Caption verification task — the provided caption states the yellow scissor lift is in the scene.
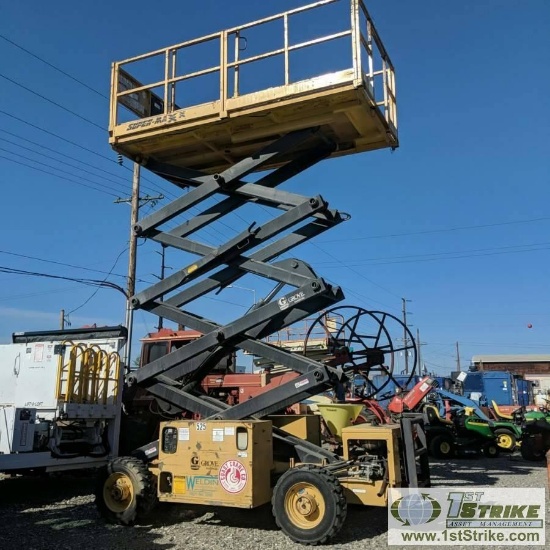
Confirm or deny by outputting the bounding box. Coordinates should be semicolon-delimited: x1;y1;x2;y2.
98;1;429;545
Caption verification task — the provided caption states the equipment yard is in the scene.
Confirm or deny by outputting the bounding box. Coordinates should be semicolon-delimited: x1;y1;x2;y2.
1;1;548;548
1;455;548;550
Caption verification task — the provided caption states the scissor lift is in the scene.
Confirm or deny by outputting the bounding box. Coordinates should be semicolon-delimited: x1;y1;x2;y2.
109;0;412;456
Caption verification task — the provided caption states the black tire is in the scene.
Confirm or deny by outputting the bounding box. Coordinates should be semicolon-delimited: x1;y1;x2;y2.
95;457;157;525
520;437;545;461
482;442;500;458
272;464;347;545
429;433;455;458
494;429;517;451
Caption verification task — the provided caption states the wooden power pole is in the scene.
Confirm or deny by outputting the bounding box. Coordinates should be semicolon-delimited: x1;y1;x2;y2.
123;162;141;369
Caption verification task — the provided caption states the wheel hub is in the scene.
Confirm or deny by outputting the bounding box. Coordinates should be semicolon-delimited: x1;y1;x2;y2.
104;473;134;512
285;482;325;529
296;494;318;516
111;478;131;502
497;434;513;448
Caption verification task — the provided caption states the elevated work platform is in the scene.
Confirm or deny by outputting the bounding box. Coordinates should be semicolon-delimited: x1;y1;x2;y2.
109;0;397;174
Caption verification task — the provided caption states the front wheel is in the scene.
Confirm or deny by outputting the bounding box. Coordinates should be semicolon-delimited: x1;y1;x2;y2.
429;433;455;459
272;464;347;545
95;457;157;525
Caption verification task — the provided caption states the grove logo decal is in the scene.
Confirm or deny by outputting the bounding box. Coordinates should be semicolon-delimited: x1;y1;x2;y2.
278;296;289;310
277;291;306;311
391;493;442;526
219;460;248;493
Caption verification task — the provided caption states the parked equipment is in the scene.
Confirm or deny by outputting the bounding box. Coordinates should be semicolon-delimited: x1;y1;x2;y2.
424;388;522;451
423;406;500;459
520;418;550;461
0;326;126;474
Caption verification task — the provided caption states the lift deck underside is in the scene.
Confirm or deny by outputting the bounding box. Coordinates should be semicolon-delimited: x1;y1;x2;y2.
109;0;397;174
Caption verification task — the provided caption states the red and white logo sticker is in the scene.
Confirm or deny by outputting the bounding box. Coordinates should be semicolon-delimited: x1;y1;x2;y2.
219;460;248;493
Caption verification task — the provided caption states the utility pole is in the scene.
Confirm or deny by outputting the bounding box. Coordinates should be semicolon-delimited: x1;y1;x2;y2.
115;173;163;369
417;327;423;374
123;162;141;370
155;245;167;330
402;297;411;374
456;341;461;371
60;309;65;330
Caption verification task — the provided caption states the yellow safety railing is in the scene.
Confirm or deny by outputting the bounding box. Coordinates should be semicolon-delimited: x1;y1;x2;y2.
56;342;121;405
109;0;397;133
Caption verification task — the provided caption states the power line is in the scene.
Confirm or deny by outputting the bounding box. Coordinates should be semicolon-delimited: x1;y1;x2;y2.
309;241;402;300
0;285;83;303
320;216;550;243
0;34;177;200
0;249;152;284
314;241;550;267
0;130;133;185
66;247;128;317
0;108;116;162
0;109;177;200
0;265;127;297
0;126;178;199
0;138;133;194
0;146;127;196
0;33;108;100
252;201;401;306
0;71;105;130
0;153;119;197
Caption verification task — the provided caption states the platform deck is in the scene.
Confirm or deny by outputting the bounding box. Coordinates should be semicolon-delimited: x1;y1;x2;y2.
109;0;397;174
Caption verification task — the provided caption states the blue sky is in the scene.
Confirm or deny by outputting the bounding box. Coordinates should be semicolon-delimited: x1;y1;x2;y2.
0;0;549;375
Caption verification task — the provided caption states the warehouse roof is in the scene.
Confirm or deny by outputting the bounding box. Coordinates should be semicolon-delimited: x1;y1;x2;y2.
472;355;550;363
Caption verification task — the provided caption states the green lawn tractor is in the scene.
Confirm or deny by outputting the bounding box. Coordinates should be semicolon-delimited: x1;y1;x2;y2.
423;405;500;459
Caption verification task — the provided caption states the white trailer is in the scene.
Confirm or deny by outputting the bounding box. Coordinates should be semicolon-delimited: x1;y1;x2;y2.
0;326;126;473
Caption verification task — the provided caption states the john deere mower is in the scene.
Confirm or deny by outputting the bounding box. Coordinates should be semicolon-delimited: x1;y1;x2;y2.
423;405;500;459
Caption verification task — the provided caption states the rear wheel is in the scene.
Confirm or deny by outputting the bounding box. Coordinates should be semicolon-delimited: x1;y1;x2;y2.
520;437;545;461
272;464;347;545
429;433;455;458
482;442;500;458
495;429;517;451
95;457;157;525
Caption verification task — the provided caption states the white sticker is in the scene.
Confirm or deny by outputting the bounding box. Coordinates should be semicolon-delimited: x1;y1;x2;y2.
237;451;248;458
419;382;429;392
212;428;224;442
178;427;190;441
145;447;156;456
196;422;206;431
224;427;235;436
352;488;366;494
34;344;44;362
295;378;310;389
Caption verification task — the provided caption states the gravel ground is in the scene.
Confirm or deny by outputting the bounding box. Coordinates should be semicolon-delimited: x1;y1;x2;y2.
0;454;548;550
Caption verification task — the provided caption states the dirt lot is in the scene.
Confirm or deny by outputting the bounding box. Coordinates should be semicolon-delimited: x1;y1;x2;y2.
0;454;548;550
